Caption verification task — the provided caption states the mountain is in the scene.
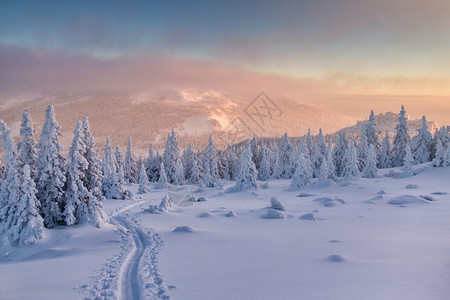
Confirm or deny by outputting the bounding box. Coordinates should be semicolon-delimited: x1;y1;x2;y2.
0;90;355;155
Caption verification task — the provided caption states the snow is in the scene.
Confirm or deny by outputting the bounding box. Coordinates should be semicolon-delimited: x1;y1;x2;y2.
2;166;450;299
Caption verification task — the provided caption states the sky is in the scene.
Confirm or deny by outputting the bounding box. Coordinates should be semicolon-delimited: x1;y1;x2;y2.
1;0;450;98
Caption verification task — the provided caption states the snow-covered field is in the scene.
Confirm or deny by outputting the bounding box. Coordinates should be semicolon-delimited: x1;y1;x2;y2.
2;165;450;300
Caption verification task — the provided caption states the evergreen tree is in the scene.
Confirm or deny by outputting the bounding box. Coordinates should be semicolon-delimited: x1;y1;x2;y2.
123;137;138;184
81;117;104;203
189;156;202;184
102;137;125;199
202;135;220;187
326;142;337;181
163;129;184;185
363;144;378;178
144;143;154;179
35;105;66;228
392;105;411;167
317;154;331;182
412;116;432;164
430;128;440;160
258;147;272;181
358;127;368;171
291;143;313;188
17;109;37;176
378;132;392;169
154;161;168;189
401;145;414;177
365;110;379;148
442;145;450;167
333;131;349;177
114;145;123;170
138;163;149;194
182;144;194;180
342;139;360;179
276;133;296;179
0;121;44;245
233;140;258;191
432;138;445;167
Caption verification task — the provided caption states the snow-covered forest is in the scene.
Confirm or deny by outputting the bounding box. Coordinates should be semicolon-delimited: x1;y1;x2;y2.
0;104;447;245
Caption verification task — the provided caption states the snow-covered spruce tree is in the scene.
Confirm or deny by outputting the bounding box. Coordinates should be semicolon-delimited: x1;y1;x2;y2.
102;137;125;199
123;137;138;184
365;110;380;148
0;159;4;182
138;163;149;194
233;140;258;191
432;138;445;167
17;109;37;176
218;150;230;180
224;146;237;181
438;126;450;148
378;132;391;169
311;143;325;178
442;145;450;167
317;154;330;182
188;156;202;184
391;105;411;167
333;130;349;177
305;129;313;156
401;145;414;177
0;121;44;245
258;147;272;181
291;142;313;188
363;144;378;178
154;161;168;189
276;133;296;179
163;129;184;185
202;135;220;187
326;141;337;181
315;128;327;156
35;105;66;228
342;139;360;179
144;143;154;179
358;127;368;172
182;144;194;180
81;117;105;202
114;145;123;170
412;116;432;164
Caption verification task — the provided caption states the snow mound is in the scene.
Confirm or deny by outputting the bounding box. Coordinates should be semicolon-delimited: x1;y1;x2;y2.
296;193;316;198
406;184;418;189
225;211;236;217
198;196;208;202
418;195;435;201
187;196;197;202
260;182;269;189
313;197;345;207
327;254;346;262
431;191;447;195
329;240;341;243
271;197;287;211
299;213;316;221
144;205;161;214
262;209;285;219
388;195;429;206
198;212;212;218
377;190;387;194
172;226;196;233
159;196;174;212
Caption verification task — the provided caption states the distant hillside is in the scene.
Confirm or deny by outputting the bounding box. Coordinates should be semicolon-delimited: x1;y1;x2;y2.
0;90;355;155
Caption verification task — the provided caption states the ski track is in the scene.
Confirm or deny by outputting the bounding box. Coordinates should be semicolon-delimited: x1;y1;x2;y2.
82;201;169;300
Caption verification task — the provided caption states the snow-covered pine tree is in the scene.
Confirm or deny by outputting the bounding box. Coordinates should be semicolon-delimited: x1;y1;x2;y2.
311;143;325;178
258;147;272;181
202;135;220;187
291;142;313;188
401;145;414;177
363;144;378;178
333;130;349;177
218;150;230;180
123;137;138;184
0;121;44;245
0;159;4;182
63;121;89;226
317;154;331;182
233;140;258;191
81;117;104;202
378;132;391;169
277;133;296;179
35;105;66;228
305;129;313;156
412;116;432;164
326;141;337;181
138;163;149;194
442;145;450;167
188;156;202;183
365;110;380;148
358;127;368;171
17;109;37;176
315;128;326;156
392;105;411;167
144;143;154;179
432;138;444;167
154;161;168;189
114;145;123;170
342;139;360;179
225;146;237;180
102;137;125;199
182;144;194;180
163;129;184;185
